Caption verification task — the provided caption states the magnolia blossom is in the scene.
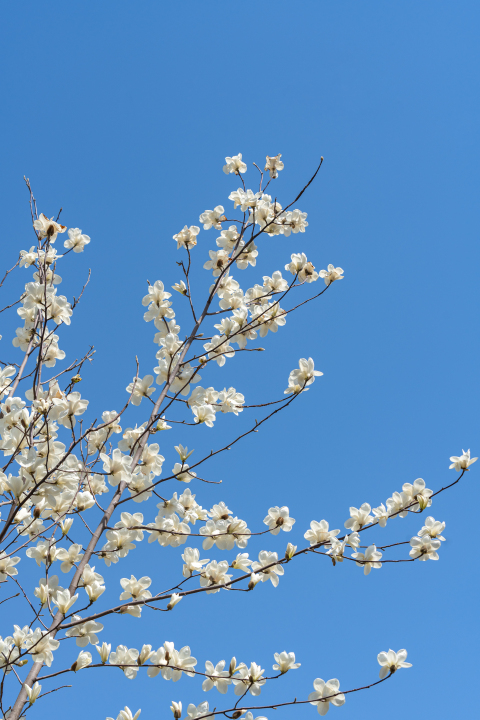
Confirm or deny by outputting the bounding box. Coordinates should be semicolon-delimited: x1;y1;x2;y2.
251;550;284;587
409;535;441;560
449;449;477;471
285;358;323;394
304;520;340;545
344;503;373;531
64;228;90;253
232;662;265;696
187;702;210;719
263;506;295;534
24;682;42;706
377;649;412;678
0;553;21;582
265;154;284;178
273;651;300;673
173;225;200;250
202;660;232;693
65;617;104;647
126;375;156;405
352;545;383;575
200;205;225;230
106;708;141;720
309;678;345;716
223;153;247;175
319;265;344;285
33;213;66;241
418;516;446;540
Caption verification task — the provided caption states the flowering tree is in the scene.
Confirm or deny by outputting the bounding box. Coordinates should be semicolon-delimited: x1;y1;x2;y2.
0;155;476;720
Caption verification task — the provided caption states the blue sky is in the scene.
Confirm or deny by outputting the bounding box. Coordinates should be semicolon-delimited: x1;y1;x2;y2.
1;1;479;719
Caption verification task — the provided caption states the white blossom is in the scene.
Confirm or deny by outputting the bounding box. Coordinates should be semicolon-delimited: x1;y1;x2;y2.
377;649;412;678
223;154;247;175
308;678;345;715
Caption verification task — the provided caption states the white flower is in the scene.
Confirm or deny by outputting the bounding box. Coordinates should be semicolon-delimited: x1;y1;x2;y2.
109;645;140;679
167;593;182;610
126;375;156;405
172;281;187;295
204;249;230;276
65;617;104;647
377;649;412;678
199;560;232;593
170;701;182;719
53;589;78;614
202;660;231;693
251;550;284;587
265;154;284;178
352;545;383;575
96;642;111;664
187;701;209;719
173;225;200;250
344;503;373;531
33;213;66;241
409;536;441;560
0;366;16;397
106;707;141;720
223;153;247;175
308;678;345;715
372;504;389;528
0;553;21;581
418;516;446;540
182;547;209;578
304;520;340;545
263;506;295;534
319;265;344;285
120;575;152;601
200;206;225;230
56;544;83;572
231;552;252;572
100;449;132;486
148;642;197;681
193;404;216;427
50;391;88;428
449;449;477;471
285;358;323;394
273;651;300;673
25;629;60;666
64;228;90;253
232;662;265;696
24;682;42;705
71;650;92;671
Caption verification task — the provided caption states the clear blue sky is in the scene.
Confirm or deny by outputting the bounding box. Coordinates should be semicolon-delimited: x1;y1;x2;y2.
1;1;479;719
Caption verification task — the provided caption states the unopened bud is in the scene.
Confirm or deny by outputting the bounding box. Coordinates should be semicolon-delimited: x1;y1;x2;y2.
167;593;182;610
71;374;82;384
285;542;297;561
232;712;243;719
417;494;429;511
60;518;73;536
170;701;182;719
229;657;237;675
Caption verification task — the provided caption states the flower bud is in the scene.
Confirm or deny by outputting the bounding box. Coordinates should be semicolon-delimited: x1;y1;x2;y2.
71;651;92;672
96;642;111;664
24;682;41;705
232;712;243;719
60;518;73;536
167;593;182;610
417;494;429;511
170;701;182;719
248;572;261;590
285;543;297;561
